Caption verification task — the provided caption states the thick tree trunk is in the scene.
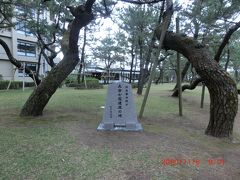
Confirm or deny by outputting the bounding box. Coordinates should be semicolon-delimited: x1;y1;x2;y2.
20;1;95;116
160;32;238;137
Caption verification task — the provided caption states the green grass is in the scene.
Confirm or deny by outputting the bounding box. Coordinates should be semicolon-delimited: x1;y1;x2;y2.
135;84;179;117
0;88;111;179
0;84;239;179
0;126;112;179
0;85;181;179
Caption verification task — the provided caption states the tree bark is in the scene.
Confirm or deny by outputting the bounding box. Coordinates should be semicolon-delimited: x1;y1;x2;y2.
160;31;238;138
20;1;95;116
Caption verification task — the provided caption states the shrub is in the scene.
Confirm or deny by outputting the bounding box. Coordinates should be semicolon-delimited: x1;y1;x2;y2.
65;74;77;84
25;82;36;87
0;80;35;90
0;80;21;90
131;83;138;89
66;77;103;89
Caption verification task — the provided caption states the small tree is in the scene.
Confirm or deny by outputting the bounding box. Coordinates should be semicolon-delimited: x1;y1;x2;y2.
118;5;158;94
93;32;125;83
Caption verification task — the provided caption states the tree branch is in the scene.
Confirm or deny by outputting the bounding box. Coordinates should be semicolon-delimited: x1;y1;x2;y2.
0;39;41;85
172;21;240;96
214;21;240;62
85;0;96;13
172;78;203;97
0;8;13;27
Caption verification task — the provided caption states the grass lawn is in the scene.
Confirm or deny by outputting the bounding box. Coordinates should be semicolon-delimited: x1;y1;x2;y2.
0;84;239;179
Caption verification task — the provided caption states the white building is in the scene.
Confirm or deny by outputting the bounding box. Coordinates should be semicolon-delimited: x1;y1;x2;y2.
0;5;53;82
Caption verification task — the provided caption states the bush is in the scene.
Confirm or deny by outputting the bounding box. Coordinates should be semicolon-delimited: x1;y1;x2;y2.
25;82;36;87
65;74;77;84
0;80;35;90
0;80;21;90
66;78;103;89
131;83;138;89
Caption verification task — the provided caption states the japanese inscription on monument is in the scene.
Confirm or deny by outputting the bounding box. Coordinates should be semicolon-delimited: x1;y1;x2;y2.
97;82;143;131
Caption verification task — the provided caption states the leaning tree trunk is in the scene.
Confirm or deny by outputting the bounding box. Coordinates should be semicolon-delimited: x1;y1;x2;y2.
20;1;95;116
159;31;238;138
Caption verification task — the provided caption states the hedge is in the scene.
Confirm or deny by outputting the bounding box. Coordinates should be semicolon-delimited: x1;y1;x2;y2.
65;74;78;84
0;80;35;90
66;78;103;89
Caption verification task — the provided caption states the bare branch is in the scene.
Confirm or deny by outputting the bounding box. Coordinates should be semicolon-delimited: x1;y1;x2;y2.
172;78;203;97
0;38;41;85
0;7;14;28
214;21;240;62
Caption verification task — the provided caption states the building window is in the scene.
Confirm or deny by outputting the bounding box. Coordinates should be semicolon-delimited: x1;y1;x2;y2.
18;63;37;77
16;19;33;36
15;5;36;36
17;40;36;57
15;5;36;19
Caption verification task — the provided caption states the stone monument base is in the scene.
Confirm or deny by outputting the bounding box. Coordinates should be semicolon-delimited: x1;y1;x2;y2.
97;122;143;131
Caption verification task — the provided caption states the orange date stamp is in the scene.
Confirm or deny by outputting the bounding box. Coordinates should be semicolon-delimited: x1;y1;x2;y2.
162;158;224;167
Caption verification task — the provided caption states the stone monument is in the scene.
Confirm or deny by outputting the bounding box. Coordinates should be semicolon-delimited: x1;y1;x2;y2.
97;82;143;131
